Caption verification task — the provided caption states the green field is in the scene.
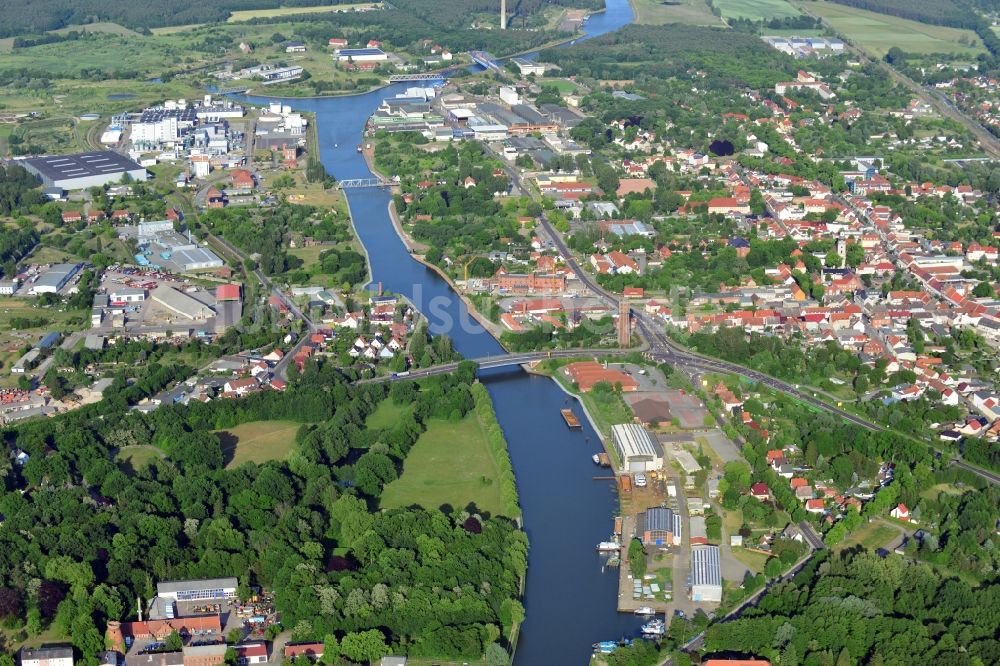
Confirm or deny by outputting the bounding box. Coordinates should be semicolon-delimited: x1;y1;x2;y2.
366;398;413;430
836;520;901;552
804;1;985;56
49;22;142;37
380;413;507;517
116;445;164;473
226;3;379;22
731;547;770;573
215;420;301;468
632;0;724;25
713;0;800;20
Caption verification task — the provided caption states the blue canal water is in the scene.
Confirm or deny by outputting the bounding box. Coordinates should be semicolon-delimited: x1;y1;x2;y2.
242;1;637;661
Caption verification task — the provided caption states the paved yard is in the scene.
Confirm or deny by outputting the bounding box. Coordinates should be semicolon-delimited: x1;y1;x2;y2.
700;429;742;463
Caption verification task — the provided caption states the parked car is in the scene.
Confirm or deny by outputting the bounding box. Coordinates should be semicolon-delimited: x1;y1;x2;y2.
635;473;647;487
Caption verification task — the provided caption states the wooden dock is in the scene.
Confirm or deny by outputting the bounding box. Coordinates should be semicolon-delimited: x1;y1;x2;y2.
560;408;582;429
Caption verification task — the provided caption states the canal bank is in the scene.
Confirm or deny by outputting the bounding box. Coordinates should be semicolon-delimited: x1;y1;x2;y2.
238;1;638;661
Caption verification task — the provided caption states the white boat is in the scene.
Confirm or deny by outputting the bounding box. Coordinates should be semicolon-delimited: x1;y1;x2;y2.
633;606;655;616
592;454;601;464
596;541;621;552
641;619;665;636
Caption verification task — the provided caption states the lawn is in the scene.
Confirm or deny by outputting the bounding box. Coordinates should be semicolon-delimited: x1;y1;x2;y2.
214;420;301;468
803;1;985;57
116;445;164;473
380;412;507;517
366;399;413;430
836;520;901;552
28;245;80;264
920;482;966;500
632;0;725;26
713;0;800;20
731;547;770;573
226;3;380;22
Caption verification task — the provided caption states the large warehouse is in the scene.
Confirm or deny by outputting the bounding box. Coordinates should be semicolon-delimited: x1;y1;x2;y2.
637;507;681;546
611;423;663;472
690;544;723;602
28;263;80;295
156;577;238;601
21;151;148;190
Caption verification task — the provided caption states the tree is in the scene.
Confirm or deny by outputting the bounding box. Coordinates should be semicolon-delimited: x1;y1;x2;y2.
320;635;340;664
973;281;993;298
498;598;524;639
340;630;387;663
485;643;510;666
764;556;783;579
166;631;183;652
628;538;647;579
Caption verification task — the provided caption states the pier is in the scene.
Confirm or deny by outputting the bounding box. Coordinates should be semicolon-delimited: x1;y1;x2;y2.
561;408;582;429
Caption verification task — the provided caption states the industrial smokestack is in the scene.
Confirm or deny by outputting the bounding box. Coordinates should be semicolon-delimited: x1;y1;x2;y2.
500;0;507;30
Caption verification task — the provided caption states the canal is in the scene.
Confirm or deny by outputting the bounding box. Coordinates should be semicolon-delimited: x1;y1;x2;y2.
244;0;637;661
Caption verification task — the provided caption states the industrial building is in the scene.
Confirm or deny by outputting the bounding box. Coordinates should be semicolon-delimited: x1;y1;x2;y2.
511;57;546;76
29;263;80;295
110;287;146;303
637;507;681;546
156;577;238;601
334;47;388;62
151;286;215;320
690;544;723;602
611;423;663;472
21;151;147;190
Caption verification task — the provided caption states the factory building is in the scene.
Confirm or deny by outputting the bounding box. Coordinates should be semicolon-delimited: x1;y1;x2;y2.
611;423;663;472
151;286;215;320
637;507;682;546
156;577;238;602
690;544;723;602
29;263;80;295
334;47;388;62
21;151;147;190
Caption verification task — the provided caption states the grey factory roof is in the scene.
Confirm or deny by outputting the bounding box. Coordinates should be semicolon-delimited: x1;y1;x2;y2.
156;577;238;595
690;544;722;587
138;108;198;123
33;263;79;290
21;151;144;182
151;286;215;320
640;507;674;534
611;424;660;460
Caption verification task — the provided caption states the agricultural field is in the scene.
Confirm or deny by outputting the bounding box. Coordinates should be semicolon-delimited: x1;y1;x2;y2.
0;34;196;78
380;412;507;517
214;420;302;468
712;0;801;21
48;22;143;37
803;1;985;56
226;3;380;22
631;0;725;26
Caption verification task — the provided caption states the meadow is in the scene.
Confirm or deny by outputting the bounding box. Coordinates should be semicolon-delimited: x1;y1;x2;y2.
380;413;507;517
631;0;725;26
226;3;379;22
214;420;302;468
803;1;985;56
712;0;801;21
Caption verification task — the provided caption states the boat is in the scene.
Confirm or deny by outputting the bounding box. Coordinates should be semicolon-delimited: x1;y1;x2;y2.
592;639;632;654
641;619;665;636
561;408;581;429
356;144;362;153
633;606;655;616
596;540;621;552
592;453;601;464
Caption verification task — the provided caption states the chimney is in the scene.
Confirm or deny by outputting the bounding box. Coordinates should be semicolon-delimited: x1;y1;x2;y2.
137;596;143;622
500;0;507;29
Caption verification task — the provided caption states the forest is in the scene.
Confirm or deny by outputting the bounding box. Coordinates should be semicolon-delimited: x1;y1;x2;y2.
704;550;1000;664
540;24;794;89
828;0;976;29
0;358;525;664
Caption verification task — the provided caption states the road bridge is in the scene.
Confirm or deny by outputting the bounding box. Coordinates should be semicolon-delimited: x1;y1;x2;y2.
338;177;394;189
357;348;634;383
